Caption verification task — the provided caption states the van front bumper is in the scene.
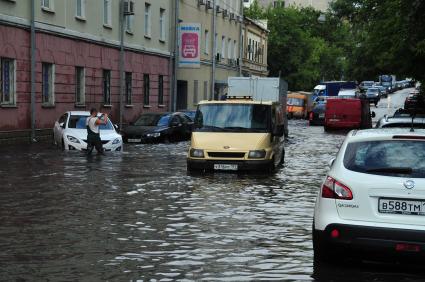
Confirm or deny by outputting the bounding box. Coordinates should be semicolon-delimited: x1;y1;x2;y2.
187;159;274;172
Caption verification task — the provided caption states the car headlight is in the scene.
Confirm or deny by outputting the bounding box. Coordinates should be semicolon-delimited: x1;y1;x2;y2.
190;149;204;158
248;150;266;159
146;132;161;138
112;138;121;145
67;135;80;144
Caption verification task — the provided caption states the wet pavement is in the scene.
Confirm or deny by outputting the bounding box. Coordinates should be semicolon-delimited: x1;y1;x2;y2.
1;89;424;281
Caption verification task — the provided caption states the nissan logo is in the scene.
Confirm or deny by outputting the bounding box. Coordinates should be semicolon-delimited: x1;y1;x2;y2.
404;180;415;189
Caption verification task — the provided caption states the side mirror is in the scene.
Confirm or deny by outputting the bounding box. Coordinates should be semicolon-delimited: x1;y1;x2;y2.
114;124;119;130
273;125;285;137
328;158;335;167
371;111;376;118
59;122;65;129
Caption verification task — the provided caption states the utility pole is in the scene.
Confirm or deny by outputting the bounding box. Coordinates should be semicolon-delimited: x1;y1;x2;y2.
239;0;243;77
30;0;36;142
172;0;179;112
211;0;217;100
118;0;125;130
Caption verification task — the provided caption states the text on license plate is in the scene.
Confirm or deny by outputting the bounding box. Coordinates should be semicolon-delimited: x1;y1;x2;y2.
128;138;141;143
214;164;238;171
379;198;425;215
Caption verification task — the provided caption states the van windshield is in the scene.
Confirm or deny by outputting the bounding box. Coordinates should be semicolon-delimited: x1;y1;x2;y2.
287;98;305;106
194;104;271;133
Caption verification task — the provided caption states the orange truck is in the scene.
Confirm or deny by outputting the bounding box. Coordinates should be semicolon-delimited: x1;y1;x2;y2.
287;92;314;119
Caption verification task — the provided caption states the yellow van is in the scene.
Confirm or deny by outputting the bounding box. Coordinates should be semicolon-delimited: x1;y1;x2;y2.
187;99;285;173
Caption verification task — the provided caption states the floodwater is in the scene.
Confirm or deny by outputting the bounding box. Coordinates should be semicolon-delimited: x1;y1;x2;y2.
1;119;424;281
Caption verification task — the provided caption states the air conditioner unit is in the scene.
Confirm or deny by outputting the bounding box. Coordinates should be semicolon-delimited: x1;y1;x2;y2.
206;0;213;9
230;13;235;21
123;0;135;15
216;5;222;13
223;9;228;18
198;0;206;6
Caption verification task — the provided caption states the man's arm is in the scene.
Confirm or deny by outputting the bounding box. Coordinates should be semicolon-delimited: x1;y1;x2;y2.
95;114;108;125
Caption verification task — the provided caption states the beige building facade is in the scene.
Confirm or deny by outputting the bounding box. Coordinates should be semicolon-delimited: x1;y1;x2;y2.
241;18;269;77
175;0;243;110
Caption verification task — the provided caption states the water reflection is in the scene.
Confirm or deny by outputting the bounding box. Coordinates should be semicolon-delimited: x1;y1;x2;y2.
0;120;423;281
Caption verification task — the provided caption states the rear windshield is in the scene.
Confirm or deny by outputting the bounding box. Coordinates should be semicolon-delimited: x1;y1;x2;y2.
344;140;425;178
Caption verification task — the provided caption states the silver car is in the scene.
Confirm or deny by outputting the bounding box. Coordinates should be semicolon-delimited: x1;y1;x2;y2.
376;114;425;129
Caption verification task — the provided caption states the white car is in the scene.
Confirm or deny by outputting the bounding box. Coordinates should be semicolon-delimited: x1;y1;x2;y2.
313;129;425;262
53;111;123;151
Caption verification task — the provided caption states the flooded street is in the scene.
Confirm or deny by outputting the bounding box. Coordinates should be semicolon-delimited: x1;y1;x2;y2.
1;91;425;281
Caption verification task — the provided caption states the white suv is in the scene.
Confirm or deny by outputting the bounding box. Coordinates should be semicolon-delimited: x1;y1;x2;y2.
313;129;425;262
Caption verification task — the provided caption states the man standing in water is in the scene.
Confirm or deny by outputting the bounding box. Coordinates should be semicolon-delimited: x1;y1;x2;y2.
86;108;108;155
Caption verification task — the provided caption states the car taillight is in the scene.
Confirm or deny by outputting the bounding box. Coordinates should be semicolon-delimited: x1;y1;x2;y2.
322;176;353;200
309;112;314;121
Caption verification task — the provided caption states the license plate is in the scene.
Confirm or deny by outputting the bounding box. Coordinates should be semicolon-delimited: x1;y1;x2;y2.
319;113;325;118
379;198;425;216
214;164;238;171
128;138;141;143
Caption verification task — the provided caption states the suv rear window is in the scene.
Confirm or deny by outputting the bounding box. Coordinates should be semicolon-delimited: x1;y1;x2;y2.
344;140;425;178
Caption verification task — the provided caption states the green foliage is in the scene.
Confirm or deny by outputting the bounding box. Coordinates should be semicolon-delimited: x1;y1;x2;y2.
244;0;265;19
264;5;351;90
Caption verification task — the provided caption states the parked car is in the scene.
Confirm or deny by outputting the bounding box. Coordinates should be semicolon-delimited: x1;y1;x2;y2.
376;114;425;129
324;98;374;131
309;103;326;126
122;112;193;143
359;81;374;92
365;87;381;106
313;129;425;262
53;111;123;151
180;110;197;121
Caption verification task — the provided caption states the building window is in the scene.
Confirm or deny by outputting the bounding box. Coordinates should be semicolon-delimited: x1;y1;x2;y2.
0;58;16;106
41;0;53;10
234;40;237;60
221;36;226;59
125;72;132;105
103;69;111;105
76;0;85;18
126;15;134;33
75;67;85;105
158;75;164;105
203;81;208;100
193;80;198;104
228;38;232;62
159;8;166;41
42;63;54;106
204;30;209;55
103;0;111;26
144;3;151;37
143;74;150;105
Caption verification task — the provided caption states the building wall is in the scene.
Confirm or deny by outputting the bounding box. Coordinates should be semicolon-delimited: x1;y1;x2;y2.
177;0;243;109
242;18;268;77
0;0;172;135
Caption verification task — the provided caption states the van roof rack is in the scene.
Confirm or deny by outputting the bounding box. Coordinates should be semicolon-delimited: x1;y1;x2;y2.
226;96;253;100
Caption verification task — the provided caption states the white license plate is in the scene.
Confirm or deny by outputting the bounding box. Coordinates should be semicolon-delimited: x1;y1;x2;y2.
319;113;325;118
214;164;238;171
128;138;141;143
379;198;425;215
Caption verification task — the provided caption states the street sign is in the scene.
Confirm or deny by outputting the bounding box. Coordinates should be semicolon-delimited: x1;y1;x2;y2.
179;23;201;69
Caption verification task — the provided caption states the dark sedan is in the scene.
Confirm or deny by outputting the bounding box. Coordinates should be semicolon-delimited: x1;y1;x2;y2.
122;112;193;143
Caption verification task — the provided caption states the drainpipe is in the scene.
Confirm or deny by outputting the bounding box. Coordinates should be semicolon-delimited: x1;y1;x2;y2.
172;0;179;112
211;0;216;100
30;0;36;142
239;0;243;77
118;0;125;130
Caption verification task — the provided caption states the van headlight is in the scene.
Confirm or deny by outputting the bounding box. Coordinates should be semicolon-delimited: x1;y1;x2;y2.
190;149;204;158
248;150;266;159
67;135;80;144
112;138;121;145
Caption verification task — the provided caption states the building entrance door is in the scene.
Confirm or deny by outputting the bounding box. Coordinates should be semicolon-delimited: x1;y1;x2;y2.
177;80;188;110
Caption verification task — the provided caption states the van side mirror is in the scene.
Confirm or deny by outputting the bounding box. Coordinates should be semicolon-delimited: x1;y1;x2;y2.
371;111;376;118
273;125;285;137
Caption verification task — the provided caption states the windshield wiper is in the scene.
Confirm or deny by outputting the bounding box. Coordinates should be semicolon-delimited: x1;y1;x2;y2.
366;167;413;174
196;125;226;132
